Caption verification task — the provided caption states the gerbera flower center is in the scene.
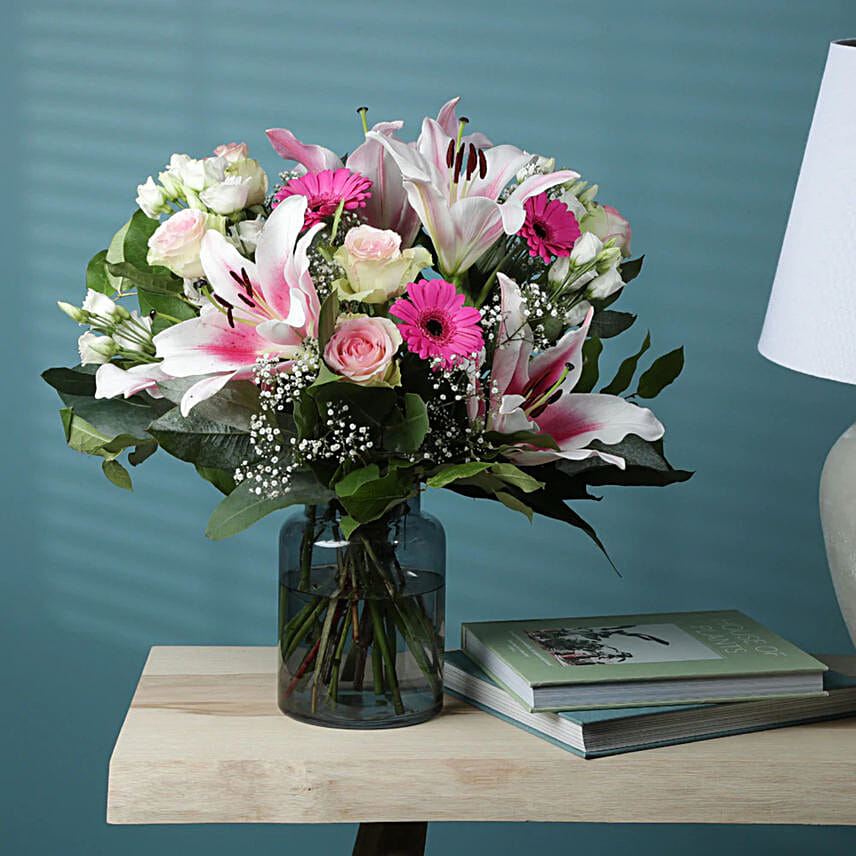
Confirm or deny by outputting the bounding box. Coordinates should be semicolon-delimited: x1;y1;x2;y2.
425;317;445;338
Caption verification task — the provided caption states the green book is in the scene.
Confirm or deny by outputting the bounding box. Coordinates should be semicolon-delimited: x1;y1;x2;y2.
444;650;856;758
460;609;827;711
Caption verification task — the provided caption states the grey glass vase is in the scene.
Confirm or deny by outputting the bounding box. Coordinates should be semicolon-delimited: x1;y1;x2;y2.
278;496;445;728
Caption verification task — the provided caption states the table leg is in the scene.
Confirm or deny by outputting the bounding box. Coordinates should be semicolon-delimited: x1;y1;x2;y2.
352;821;428;856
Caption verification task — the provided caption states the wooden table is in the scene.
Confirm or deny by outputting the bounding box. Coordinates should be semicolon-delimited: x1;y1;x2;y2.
107;647;856;854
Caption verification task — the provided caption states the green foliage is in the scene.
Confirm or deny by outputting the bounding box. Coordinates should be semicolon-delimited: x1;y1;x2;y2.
637;347;685;399
589;310;636;340
618;255;644;284
600;332;651;396
128;440;157;466
337;465;417;524
147;407;256;470
382;393;429;453
86;250;114;296
575;336;603;393
484;429;559;451
102;459;133;490
42;365;96;397
156;378;259;430
195;465;236;496
206;474;334;540
426;461;492;489
317;291;340;352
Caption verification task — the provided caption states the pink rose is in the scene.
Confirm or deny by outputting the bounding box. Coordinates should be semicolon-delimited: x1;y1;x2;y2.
344;224;401;261
323;314;402;386
601;205;632;257
147;209;213;279
213;141;250;163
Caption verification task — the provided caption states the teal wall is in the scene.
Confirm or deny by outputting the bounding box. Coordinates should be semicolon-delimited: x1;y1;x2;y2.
3;0;856;852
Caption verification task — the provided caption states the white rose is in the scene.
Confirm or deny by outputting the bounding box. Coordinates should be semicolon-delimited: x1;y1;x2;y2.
147;209;212;278
136;176;169;219
213;142;250;163
177;155;225;192
334;226;431;304
200;176;252;214
78;331;115;365
158;153;191;197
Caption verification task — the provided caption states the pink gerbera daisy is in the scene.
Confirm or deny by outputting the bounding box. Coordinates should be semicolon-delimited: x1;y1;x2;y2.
390;279;484;370
272;167;373;230
518;192;580;264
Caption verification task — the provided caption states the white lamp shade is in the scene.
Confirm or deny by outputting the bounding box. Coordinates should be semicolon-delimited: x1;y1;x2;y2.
759;40;856;384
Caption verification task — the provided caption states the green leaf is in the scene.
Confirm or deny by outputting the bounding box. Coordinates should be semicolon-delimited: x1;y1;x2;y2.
338;467;416;524
195;465;236;496
107;261;182;294
589;310;636;339
600;331;651;396
309;382;396;429
155;378;258;430
484;429;559;451
427;461;492;489
147;407;255;469
488;463;544;494
317;291;340;352
42;365;97;397
57;391;161;441
106;218;133;292
86;250;114;296
102;459;133;490
60;408;138;460
619;255;644;284
339;515;360;540
637;347;685;399
122;210;161;270
494;490;533;521
205;472;334;540
556;435;693;488
575;336;603;393
335;464;381;497
383;393;429;453
128;440;157;466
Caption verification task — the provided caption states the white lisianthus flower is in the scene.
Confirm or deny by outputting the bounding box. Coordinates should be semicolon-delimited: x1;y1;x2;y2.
113;312;153;353
82;289;121;320
158;153;192;197
334;225;432;304
569;231;603;265
233;216;265;252
147;209;221;279
564;300;593;326
78;331;116;365
136;176;170;219
199;175;252;215
226;157;268;207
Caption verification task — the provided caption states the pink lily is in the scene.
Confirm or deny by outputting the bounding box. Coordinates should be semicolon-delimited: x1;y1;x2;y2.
366;105;579;279
267;120;421;246
152;195;323;415
94;362;169;400
482;273;663;467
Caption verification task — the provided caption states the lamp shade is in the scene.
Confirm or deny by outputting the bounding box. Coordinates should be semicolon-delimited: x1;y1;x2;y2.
759;40;856;384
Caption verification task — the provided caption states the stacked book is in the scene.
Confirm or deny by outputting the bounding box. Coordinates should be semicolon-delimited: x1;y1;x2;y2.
444;609;856;758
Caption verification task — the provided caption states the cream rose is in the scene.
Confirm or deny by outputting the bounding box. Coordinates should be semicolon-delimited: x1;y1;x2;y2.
213;141;250;163
334;225;432;304
323;314;402;386
147;209;213;278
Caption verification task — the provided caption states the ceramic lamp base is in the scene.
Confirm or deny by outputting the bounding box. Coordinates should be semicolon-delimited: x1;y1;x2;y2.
820;421;856;646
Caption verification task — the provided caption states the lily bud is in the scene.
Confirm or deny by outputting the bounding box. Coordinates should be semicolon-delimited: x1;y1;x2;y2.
58;301;89;323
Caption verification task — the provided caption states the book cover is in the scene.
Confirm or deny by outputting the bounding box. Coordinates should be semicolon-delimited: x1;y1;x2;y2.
444;650;856;759
461;609;827;687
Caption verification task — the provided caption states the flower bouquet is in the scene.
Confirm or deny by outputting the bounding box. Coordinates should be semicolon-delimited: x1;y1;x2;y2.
43;97;689;727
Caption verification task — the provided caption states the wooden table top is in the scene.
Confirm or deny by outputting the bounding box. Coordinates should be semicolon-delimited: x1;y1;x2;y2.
106;646;856;826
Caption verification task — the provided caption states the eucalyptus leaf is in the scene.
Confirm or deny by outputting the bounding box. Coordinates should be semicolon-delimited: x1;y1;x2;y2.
57;391;161;440
600;331;651;396
147;407;255;469
102;459;133;490
205;473;334;540
60;408;139;460
637;347;685;399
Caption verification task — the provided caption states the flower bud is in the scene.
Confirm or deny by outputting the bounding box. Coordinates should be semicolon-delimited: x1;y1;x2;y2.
547;256;570;286
82;289;120;319
58;301;89;323
78;332;117;364
596;246;622;273
135;176;170;219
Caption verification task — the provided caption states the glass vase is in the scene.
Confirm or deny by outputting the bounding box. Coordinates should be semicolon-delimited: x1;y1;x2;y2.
277;495;445;728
